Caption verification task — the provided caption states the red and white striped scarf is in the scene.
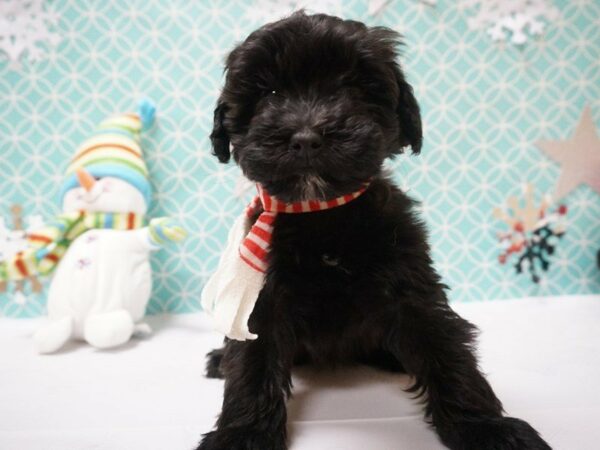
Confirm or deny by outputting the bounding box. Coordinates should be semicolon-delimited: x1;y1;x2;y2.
240;184;369;273
201;182;369;341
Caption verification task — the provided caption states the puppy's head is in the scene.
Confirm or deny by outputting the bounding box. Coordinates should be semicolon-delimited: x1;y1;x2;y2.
211;12;422;201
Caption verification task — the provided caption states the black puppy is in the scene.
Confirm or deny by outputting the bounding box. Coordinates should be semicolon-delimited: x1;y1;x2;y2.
198;12;551;450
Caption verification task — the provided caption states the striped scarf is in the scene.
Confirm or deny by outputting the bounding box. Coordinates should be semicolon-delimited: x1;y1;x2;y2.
0;211;145;283
201;183;369;341
240;184;369;272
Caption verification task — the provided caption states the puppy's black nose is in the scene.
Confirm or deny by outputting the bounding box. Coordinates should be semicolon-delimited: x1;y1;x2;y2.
290;129;322;153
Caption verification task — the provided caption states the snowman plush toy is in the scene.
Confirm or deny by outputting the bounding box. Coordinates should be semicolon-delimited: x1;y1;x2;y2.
0;100;185;353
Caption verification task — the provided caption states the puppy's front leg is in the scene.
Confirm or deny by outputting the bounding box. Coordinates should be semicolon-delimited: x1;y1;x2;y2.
385;289;551;450
197;301;293;450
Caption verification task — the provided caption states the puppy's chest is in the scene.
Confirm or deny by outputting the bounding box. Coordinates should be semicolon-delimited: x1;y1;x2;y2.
269;209;381;279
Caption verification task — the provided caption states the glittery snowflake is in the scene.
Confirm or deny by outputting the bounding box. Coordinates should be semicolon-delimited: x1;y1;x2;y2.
246;0;343;24
0;0;62;67
494;184;567;283
0;219;24;263
462;0;560;45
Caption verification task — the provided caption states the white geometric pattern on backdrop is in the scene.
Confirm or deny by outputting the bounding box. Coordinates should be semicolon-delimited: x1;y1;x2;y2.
248;0;343;23
0;0;599;317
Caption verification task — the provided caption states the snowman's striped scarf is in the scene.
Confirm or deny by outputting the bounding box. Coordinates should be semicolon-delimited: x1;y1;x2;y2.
240;184;369;272
0;211;145;283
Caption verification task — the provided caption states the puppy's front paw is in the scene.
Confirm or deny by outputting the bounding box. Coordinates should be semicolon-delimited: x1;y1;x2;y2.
441;417;551;450
205;348;225;379
196;427;287;450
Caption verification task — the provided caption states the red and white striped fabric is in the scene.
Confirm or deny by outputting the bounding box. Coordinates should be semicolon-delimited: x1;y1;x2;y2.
201;182;369;341
239;184;369;273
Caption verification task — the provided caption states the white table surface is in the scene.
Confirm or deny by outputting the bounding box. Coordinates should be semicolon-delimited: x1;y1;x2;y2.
1;295;599;450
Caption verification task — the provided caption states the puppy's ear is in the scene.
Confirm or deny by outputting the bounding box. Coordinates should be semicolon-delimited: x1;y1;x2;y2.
394;66;422;154
210;100;231;163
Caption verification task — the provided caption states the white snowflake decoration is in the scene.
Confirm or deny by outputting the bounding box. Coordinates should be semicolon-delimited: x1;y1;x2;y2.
25;214;45;231
462;0;560;45
0;0;61;67
0;213;44;260
0;217;27;304
0;210;44;304
246;0;343;24
0;218;26;263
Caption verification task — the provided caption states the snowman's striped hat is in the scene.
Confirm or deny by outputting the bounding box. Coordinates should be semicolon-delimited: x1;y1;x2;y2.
59;99;156;206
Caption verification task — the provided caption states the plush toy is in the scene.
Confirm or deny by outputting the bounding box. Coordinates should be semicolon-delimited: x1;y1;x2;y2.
0;100;185;353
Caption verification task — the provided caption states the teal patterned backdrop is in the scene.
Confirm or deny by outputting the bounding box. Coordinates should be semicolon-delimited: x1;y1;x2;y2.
1;0;599;317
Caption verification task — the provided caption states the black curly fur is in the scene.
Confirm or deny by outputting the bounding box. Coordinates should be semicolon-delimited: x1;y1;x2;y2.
197;11;551;450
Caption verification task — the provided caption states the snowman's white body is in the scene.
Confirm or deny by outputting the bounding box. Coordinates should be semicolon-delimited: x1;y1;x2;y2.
47;228;152;338
34;177;156;353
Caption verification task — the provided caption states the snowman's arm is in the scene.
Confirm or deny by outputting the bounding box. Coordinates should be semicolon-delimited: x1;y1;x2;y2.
134;218;186;251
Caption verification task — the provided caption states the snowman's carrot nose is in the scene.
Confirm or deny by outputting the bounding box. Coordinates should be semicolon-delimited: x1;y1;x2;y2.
76;168;96;192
